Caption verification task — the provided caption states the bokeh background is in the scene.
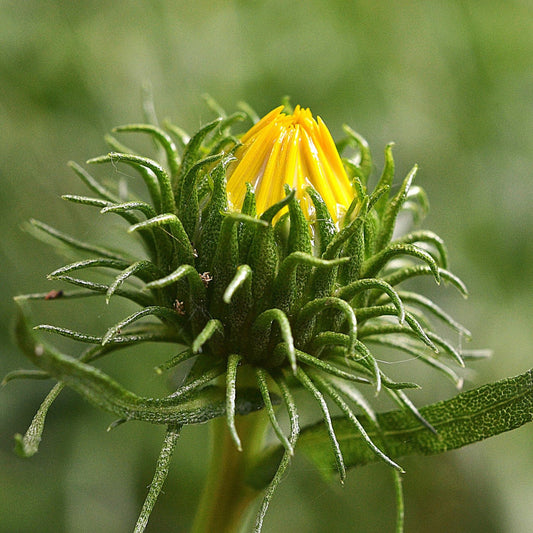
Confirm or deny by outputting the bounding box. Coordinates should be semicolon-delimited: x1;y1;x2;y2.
1;1;532;532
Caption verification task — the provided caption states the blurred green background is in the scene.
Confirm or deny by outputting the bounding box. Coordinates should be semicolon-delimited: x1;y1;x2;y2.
1;1;532;532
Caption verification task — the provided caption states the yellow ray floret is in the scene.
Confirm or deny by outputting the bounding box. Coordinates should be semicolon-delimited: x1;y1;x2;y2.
226;105;355;223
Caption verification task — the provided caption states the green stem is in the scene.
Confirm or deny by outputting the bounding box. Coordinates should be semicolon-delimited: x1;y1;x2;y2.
192;413;267;533
392;469;404;533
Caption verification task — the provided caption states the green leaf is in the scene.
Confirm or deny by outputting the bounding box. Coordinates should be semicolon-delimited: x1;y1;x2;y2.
297;369;533;476
238;184;257;263
113;124;181;178
67;161;120;203
48;257;140;280
394;230;448;269
362;243;440;283
223;264;252;304
251;310;296;371
177;118;222;194
47;274;154;307
375;165;417;251
88;153;162;213
134;425;181;533
192;319;224;354
381;265;468;299
129;214;195;267
196;157;231;272
306;186;336;255
14;382;64;457
61;194;112;209
341;125;373;184
101;306;185;345
247;224;278;310
373;143;395;216
27;219;129;262
273;253;347;314
2;369;50;384
296;368;346;481
177;152;224;240
101;201;157;220
14;302;265;427
109;152;176;214
286;184;312;255
259;188;295;224
106;260;161;303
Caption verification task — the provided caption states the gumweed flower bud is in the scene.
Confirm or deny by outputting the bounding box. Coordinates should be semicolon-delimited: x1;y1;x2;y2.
10;98;475;533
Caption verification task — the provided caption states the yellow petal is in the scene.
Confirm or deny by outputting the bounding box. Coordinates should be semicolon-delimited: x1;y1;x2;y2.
227;105;354;224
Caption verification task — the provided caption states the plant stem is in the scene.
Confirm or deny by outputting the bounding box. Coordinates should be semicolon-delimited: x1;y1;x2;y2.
192;413;267;533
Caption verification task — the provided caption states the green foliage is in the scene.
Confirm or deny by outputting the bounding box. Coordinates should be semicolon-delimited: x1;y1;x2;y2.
6;101;532;533
297;369;533;474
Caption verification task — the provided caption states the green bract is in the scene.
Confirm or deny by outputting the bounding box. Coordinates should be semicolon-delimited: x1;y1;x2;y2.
10;100;488;532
